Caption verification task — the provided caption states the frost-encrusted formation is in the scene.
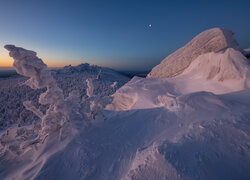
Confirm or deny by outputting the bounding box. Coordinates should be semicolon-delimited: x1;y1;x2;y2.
4;45;52;89
4;45;80;137
147;28;242;78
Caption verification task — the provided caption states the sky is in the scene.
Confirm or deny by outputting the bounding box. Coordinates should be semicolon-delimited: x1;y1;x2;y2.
0;0;250;71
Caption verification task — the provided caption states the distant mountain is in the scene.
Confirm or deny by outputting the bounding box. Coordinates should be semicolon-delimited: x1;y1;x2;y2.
0;69;17;78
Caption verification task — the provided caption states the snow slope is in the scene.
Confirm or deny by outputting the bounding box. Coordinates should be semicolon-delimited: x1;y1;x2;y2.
1;28;250;180
1;88;250;180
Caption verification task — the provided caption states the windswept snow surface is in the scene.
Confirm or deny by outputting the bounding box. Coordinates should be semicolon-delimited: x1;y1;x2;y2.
1;32;250;180
1;82;250;180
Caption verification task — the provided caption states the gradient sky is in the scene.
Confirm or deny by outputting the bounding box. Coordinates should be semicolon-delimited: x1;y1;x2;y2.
0;0;250;70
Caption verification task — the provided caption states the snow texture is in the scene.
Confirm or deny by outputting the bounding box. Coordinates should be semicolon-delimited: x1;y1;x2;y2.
147;27;242;78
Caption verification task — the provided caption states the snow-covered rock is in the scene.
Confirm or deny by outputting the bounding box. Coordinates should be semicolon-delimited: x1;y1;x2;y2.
147;28;242;78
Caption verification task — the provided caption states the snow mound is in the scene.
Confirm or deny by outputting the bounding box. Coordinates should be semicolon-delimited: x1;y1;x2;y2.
147;28;242;78
178;48;250;91
106;77;179;111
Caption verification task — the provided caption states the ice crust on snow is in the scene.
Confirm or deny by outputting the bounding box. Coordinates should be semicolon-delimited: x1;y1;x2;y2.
147;28;242;78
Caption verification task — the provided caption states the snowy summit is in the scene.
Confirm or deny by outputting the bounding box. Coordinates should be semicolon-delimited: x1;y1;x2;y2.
147;28;242;78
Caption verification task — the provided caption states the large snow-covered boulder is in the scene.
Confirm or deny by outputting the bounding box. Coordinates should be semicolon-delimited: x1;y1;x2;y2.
147;28;242;78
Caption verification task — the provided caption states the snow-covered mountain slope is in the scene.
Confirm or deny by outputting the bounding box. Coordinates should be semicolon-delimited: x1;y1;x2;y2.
1;29;250;180
147;28;242;78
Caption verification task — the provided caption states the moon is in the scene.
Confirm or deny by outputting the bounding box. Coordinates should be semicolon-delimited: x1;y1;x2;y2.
149;24;152;28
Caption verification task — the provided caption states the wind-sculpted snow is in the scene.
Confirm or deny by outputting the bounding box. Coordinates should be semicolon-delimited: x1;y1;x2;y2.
1;88;250;179
148;28;242;78
4;45;52;89
4;45;80;137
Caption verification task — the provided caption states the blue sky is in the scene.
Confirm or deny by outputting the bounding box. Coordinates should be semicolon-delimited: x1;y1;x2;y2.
0;0;250;70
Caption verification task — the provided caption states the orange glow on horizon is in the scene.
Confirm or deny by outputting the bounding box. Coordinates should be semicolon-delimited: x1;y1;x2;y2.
0;45;120;69
0;52;122;70
0;57;13;67
0;57;98;68
0;58;123;69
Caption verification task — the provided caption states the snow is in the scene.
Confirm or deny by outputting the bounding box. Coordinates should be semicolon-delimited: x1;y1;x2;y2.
0;62;128;130
1;28;250;180
1;88;250;179
147;28;242;78
107;48;250;111
4;45;82;138
4;45;52;89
